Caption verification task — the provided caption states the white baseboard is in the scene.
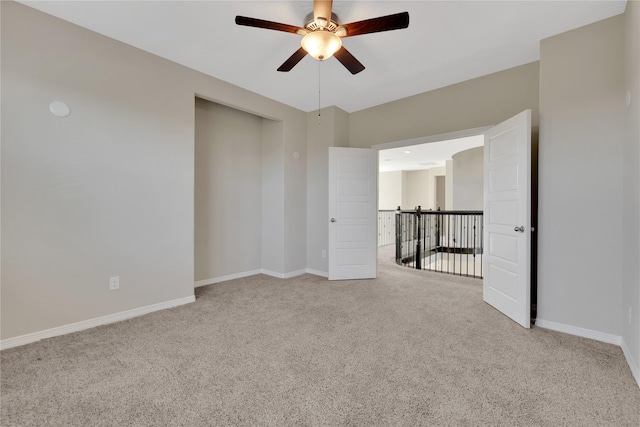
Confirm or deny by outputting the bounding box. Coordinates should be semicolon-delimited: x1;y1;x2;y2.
262;268;329;279
196;268;315;285
195;268;330;285
259;269;286;279
532;319;640;390
306;268;328;278
0;295;195;351
535;318;622;345
621;338;640;389
194;269;261;287
260;269;307;279
282;269;307;279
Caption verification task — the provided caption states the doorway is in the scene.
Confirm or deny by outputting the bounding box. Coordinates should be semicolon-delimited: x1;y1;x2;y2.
377;134;484;213
371;114;538;328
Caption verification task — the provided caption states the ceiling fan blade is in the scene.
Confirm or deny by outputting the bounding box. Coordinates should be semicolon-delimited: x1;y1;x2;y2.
277;47;308;72
313;0;333;28
341;12;410;38
333;46;365;75
235;16;303;34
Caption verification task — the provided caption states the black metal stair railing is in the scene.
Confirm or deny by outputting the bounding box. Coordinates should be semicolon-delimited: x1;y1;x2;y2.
393;206;484;278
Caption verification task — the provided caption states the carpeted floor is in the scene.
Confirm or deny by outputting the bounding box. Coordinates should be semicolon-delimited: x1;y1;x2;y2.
2;248;639;426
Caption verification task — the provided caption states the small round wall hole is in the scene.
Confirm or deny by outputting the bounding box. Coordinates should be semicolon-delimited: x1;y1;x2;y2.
49;101;71;118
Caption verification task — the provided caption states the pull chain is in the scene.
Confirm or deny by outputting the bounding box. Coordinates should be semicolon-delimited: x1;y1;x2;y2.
317;59;321;125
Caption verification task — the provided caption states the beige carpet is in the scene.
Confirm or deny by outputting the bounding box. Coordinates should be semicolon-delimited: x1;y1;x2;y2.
2;249;639;426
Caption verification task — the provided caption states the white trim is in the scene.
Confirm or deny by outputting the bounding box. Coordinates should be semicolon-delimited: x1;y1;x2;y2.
260;269;306;279
196;268;322;285
621;338;640;389
0;295;195;351
306;268;328;278
259;269;285;279
535;318;622;345
371;126;492;152
194;269;261;287
282;269;307;279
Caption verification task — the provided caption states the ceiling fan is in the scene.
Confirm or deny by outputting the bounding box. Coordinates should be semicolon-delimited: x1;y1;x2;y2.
235;0;409;75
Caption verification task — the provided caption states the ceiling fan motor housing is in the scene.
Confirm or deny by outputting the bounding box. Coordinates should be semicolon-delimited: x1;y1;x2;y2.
304;12;340;32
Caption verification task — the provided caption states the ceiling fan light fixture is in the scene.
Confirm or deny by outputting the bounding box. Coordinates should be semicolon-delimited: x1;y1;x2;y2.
236;3;409;74
301;30;342;60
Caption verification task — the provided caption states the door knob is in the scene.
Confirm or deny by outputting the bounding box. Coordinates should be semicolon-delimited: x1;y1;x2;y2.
330;218;336;223
514;226;524;233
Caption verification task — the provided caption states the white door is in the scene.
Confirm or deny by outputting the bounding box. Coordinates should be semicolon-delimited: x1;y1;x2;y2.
483;110;532;328
328;147;377;280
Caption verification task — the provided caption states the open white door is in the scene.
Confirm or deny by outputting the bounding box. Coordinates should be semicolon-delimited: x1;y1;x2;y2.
483;110;531;328
328;147;377;280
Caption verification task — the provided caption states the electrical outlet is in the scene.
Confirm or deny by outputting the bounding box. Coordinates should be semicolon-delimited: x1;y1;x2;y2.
321;250;327;258
109;276;120;291
629;306;633;325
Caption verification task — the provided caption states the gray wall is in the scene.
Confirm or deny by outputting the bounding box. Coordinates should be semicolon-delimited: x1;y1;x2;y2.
194;99;264;281
445;160;454;210
349;62;540;148
452;147;484;210
2;2;193;338
435;176;446;210
403;170;431;210
378;167;447;212
261;119;286;275
379;171;402;210
1;2;306;340
538;15;624;335
402;167;446;211
283;110;308;275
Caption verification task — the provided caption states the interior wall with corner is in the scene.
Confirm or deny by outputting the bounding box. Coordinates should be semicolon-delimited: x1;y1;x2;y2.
429;167;447;210
379;166;449;212
1;2;196;340
195;99;283;284
402;167;446;211
1;2;307;343
537;15;624;338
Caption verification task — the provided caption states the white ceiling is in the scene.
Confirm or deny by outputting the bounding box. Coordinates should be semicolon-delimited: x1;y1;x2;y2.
20;1;626;113
379;135;484;172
